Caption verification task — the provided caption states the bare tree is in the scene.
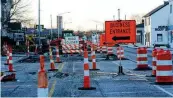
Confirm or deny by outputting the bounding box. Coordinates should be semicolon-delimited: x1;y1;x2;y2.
2;0;34;28
130;14;144;24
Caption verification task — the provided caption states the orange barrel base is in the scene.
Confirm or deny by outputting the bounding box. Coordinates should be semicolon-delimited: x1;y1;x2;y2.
134;65;152;70
155;76;173;84
78;87;96;90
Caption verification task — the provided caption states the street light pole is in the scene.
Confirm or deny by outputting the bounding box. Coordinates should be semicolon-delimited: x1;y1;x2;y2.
38;0;41;48
50;14;53;40
118;9;120;20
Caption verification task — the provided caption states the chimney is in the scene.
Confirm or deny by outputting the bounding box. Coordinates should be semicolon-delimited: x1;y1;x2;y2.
164;1;169;5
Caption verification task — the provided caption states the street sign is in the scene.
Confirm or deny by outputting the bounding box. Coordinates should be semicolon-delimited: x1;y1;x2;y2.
35;25;44;32
65;36;79;45
105;20;136;44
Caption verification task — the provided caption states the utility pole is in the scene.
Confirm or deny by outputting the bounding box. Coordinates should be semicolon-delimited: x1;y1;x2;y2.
38;0;41;48
50;14;53;40
113;15;115;21
118;9;120;20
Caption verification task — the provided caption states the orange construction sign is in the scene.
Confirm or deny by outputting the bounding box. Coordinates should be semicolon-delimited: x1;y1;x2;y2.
105;20;136;45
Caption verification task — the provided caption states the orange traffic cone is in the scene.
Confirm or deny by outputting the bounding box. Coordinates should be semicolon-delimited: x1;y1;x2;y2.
4;44;9;65
48;46;58;71
78;49;96;90
38;55;48;97
3;45;16;82
8;46;15;72
55;46;62;63
90;44;99;71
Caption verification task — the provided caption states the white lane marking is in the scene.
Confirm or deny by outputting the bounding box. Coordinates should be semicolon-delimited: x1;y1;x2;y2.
154;85;173;97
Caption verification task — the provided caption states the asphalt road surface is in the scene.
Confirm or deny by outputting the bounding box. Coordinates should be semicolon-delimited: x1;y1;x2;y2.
1;48;173;97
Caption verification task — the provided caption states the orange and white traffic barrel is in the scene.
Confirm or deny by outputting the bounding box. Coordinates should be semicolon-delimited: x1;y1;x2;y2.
156;50;173;84
107;47;113;55
151;48;164;76
151;49;157;76
117;46;124;59
78;49;96;90
135;47;151;70
55;46;62;63
38;55;48;97
102;46;107;54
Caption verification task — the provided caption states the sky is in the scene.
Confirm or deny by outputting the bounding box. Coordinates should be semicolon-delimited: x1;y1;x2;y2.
28;0;166;31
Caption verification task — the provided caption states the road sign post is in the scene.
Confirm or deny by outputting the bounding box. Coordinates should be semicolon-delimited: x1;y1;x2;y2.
105;20;136;75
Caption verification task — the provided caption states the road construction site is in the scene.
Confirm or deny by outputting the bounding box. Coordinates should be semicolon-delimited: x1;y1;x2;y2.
1;46;173;97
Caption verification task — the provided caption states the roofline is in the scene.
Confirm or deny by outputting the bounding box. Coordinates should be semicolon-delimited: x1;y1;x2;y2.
143;1;169;18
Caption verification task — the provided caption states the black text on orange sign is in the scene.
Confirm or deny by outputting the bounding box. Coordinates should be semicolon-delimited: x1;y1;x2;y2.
110;22;130;28
110;28;131;34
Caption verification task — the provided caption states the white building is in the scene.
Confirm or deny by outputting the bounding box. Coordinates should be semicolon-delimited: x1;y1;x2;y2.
143;1;170;47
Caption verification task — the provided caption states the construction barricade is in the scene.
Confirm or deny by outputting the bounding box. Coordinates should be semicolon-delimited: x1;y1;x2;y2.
90;44;100;71
55;45;62;63
117;46;124;59
102;45;107;54
135;47;151;70
156;50;173;84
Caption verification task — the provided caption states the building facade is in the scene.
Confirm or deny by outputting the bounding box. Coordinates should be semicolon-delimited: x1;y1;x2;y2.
136;23;144;44
143;1;170;47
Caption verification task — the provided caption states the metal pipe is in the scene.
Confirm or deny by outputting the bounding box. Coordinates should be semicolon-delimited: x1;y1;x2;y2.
38;0;41;48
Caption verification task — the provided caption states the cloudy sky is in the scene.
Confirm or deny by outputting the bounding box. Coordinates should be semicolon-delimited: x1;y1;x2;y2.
29;0;165;31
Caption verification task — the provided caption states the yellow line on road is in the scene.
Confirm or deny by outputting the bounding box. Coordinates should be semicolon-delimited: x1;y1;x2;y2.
48;80;57;97
59;63;64;72
57;63;62;70
48;62;65;97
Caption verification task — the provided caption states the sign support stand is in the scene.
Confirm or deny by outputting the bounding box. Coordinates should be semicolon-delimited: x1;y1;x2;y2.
117;44;125;75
